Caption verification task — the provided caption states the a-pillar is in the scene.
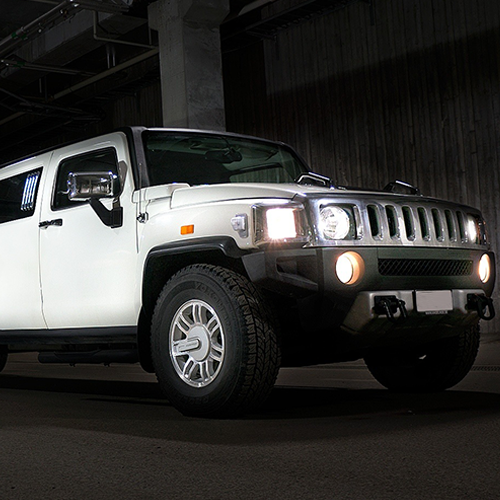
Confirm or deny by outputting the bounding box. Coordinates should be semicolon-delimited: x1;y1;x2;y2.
148;0;229;130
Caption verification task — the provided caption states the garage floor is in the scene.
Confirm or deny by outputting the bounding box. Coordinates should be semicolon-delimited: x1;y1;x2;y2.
0;333;499;500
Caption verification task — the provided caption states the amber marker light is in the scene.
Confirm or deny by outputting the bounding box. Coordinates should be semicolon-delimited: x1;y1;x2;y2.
180;224;194;235
479;254;491;283
336;251;365;285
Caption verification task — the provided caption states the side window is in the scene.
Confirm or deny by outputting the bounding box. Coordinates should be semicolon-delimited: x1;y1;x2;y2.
0;169;42;224
53;148;119;210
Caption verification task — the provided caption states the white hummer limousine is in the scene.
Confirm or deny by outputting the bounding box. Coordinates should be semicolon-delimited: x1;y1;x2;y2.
0;127;495;416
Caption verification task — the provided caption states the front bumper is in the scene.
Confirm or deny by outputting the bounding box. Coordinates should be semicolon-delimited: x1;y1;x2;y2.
242;246;495;349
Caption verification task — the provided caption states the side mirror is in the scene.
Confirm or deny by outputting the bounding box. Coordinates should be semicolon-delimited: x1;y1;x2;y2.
67;171;120;201
66;171;123;228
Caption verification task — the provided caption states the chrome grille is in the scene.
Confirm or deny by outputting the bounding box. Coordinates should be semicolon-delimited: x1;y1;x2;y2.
365;202;486;247
307;193;488;249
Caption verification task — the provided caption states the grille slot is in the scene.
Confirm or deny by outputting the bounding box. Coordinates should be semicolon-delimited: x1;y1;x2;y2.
385;205;399;238
378;259;473;276
444;210;457;241
402;206;415;240
431;208;445;241
367;205;380;238
417;208;430;240
457;211;466;241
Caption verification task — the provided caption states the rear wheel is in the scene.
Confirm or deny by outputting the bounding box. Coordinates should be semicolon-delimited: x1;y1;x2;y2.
364;324;480;392
151;264;280;417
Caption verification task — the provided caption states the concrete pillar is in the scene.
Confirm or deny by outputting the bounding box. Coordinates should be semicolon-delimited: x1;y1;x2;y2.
148;0;229;130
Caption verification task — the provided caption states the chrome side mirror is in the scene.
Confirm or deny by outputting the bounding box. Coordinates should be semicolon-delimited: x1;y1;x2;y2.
66;171;123;228
67;171;120;201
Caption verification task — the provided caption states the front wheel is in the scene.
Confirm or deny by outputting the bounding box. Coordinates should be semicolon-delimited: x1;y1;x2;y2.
151;264;280;417
364;324;480;392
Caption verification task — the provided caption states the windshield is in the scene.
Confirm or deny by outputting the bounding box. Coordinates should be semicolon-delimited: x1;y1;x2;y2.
142;131;308;187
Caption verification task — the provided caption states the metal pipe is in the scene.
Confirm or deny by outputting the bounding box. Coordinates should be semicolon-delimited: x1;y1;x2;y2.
0;87;99;117
27;0;60;4
0;58;94;76
0;87;32;105
72;0;131;14
0;112;24;127
52;47;158;100
0;0;80;59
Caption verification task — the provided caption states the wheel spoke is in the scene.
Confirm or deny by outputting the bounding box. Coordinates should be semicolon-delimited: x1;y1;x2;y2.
199;361;207;381
210;343;223;362
182;358;197;380
207;316;221;337
209;350;222;363
193;303;203;324
176;313;192;335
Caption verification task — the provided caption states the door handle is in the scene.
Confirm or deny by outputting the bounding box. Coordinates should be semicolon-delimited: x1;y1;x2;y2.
39;219;63;229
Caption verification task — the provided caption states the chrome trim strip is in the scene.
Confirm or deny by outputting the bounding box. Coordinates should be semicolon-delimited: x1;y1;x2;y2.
20;171;40;212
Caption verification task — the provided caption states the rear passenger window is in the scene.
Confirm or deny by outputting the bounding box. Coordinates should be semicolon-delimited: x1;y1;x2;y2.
0;169;42;224
53;148;119;210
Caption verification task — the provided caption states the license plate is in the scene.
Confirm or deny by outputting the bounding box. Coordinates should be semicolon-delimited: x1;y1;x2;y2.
415;290;453;313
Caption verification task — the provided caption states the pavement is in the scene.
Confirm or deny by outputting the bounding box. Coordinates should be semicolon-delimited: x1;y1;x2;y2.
473;329;500;365
1;330;499;500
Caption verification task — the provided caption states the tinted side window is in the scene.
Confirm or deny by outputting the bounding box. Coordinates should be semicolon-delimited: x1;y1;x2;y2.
53;148;119;210
0;169;42;224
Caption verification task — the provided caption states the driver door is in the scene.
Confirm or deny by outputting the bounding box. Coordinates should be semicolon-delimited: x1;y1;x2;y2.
39;137;138;330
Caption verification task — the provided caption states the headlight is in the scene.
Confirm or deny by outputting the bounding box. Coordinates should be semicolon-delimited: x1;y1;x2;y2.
479;254;491;283
319;206;352;240
266;208;297;239
467;215;478;243
336;251;364;285
254;203;309;245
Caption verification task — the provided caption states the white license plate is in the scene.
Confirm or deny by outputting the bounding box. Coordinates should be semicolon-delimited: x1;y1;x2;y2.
415;290;453;313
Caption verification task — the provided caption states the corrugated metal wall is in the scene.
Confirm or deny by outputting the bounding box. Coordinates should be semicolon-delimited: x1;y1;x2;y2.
223;0;500;332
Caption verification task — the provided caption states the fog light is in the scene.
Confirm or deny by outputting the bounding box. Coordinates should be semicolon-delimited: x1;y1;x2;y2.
336;252;364;285
479;254;491;283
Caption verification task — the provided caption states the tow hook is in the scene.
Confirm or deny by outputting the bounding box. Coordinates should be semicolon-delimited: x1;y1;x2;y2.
373;295;408;323
466;294;496;321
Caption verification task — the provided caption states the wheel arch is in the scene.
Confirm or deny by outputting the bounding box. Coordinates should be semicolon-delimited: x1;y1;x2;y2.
137;237;249;372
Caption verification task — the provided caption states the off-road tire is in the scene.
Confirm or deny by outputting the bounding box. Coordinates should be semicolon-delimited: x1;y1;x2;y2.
364;324;480;392
151;264;281;417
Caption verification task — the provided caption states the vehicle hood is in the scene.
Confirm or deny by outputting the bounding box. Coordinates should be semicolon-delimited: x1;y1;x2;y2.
162;182;477;212
169;183;332;208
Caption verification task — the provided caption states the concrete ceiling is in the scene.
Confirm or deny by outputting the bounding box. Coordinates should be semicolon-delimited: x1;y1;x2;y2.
0;0;160;162
0;0;360;163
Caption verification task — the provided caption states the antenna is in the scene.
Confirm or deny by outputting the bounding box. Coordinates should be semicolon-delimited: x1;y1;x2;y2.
137;161;148;223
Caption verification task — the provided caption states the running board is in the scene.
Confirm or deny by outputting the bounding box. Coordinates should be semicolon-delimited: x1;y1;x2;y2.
38;349;139;366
